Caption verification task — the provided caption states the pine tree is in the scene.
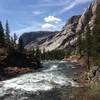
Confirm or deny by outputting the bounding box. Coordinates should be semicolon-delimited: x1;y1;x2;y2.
10;36;17;48
13;33;17;44
77;32;82;55
85;25;92;70
42;48;46;60
18;37;24;52
0;21;5;46
89;7;100;66
92;13;100;56
32;48;35;56
5;20;10;44
36;46;41;59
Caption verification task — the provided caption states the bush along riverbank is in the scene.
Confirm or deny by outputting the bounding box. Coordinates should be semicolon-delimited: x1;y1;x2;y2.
0;48;42;81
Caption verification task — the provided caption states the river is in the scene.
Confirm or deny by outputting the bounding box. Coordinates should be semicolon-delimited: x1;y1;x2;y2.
0;60;80;100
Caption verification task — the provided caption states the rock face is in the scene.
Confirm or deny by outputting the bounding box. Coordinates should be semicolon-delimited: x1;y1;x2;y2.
76;0;100;33
21;31;57;47
22;0;100;52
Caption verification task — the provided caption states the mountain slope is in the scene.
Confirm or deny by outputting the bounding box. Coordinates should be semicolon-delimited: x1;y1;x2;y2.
21;31;57;47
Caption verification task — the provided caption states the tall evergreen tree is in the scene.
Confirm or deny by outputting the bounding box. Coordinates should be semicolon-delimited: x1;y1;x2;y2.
0;21;5;46
42;48;46;60
89;17;100;66
13;33;17;44
18;37;24;52
77;32;82;55
92;13;100;56
5;20;10;44
10;36;16;47
36;46;41;59
85;25;92;70
32;48;35;56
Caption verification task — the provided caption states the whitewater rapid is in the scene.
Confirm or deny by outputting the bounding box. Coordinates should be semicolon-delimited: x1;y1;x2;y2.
0;60;80;100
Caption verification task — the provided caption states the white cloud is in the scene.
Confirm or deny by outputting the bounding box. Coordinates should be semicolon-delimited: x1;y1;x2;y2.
13;22;63;37
57;2;76;15
42;16;63;31
41;23;56;30
44;16;61;23
32;11;44;15
29;0;70;8
56;0;92;15
75;0;92;4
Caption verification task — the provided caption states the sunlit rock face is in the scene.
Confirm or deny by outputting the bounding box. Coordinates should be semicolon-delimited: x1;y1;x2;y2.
22;0;100;51
76;0;100;33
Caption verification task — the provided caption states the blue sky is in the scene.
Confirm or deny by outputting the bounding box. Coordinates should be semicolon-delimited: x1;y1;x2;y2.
0;0;92;36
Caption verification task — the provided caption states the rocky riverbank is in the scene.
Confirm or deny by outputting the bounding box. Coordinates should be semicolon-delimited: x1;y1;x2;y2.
64;55;100;100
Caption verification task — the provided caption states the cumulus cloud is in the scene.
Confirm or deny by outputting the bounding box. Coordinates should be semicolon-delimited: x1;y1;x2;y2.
42;15;63;31
41;23;56;30
44;16;61;23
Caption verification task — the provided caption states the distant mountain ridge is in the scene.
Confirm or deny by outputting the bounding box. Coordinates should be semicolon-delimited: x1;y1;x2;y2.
21;0;100;52
20;31;58;46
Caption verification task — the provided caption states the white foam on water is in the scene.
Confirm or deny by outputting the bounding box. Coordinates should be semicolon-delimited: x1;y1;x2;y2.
1;73;67;92
68;79;79;87
0;61;79;93
44;65;58;72
59;60;67;63
72;66;76;69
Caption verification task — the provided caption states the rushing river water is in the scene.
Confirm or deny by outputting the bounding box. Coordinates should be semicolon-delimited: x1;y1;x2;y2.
0;60;80;100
